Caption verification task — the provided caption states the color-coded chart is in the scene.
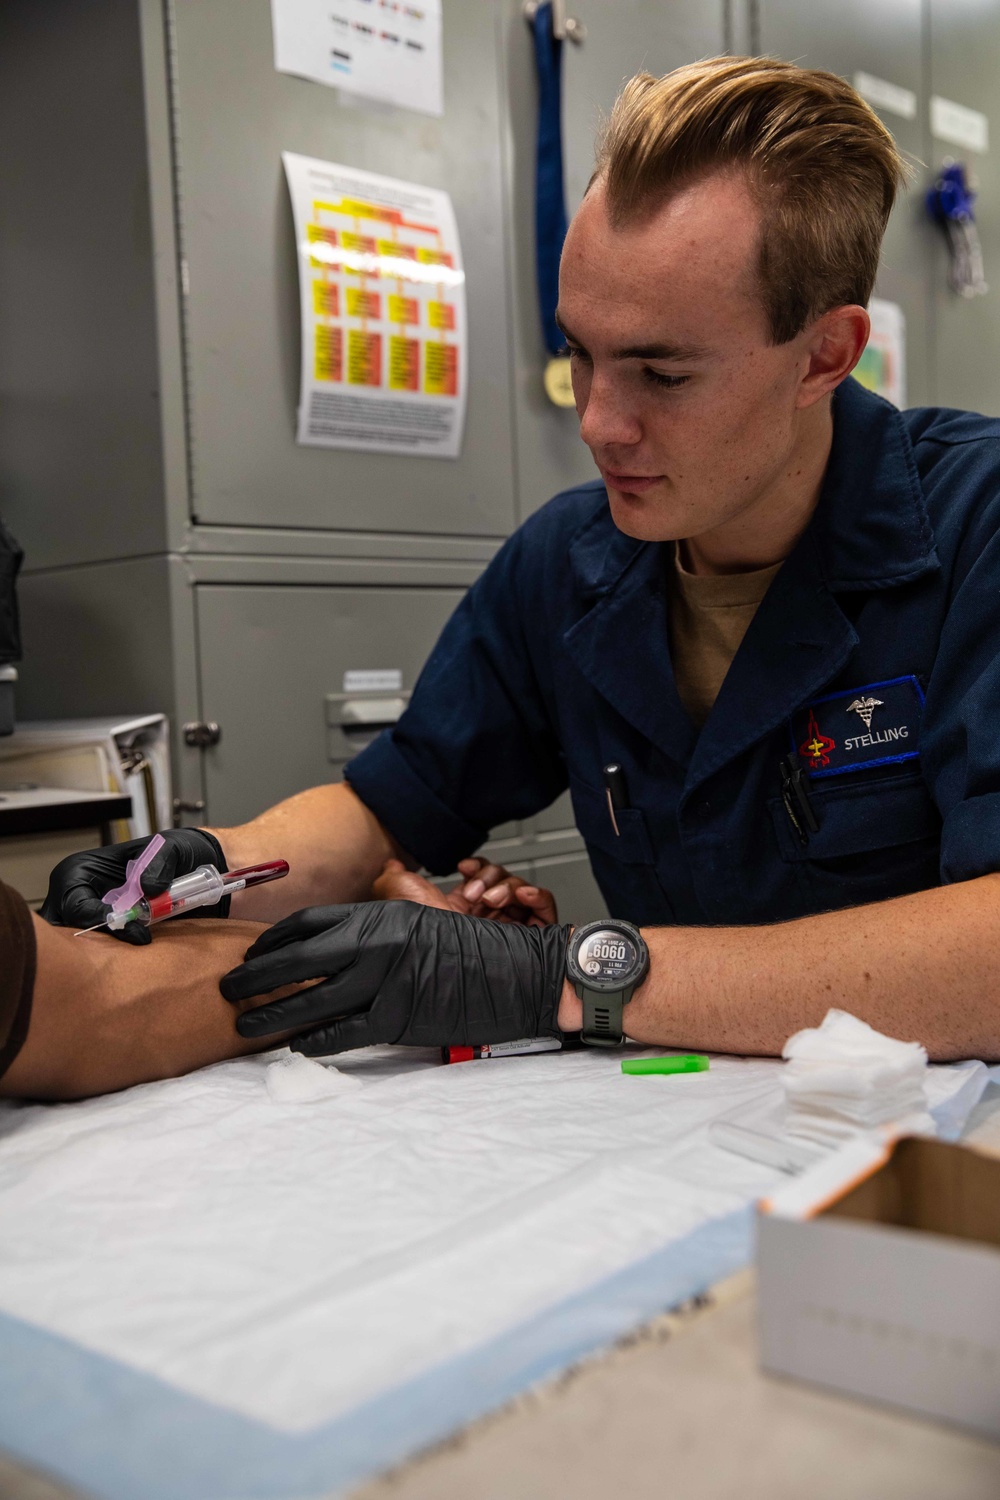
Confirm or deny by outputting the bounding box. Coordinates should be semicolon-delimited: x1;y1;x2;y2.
285;152;467;457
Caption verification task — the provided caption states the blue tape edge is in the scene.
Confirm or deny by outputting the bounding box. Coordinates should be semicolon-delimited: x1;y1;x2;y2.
807;749;920;779
0;1205;753;1500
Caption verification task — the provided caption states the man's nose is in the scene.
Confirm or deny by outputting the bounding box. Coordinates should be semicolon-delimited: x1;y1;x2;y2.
577;370;643;451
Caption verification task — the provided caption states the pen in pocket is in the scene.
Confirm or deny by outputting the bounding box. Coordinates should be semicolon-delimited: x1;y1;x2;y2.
603;763;629;837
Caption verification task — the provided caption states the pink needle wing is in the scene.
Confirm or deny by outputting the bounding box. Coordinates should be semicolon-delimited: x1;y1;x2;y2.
101;833;166;914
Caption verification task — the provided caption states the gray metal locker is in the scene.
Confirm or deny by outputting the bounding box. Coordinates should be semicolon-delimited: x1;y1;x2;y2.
170;0;518;536
927;3;1000;414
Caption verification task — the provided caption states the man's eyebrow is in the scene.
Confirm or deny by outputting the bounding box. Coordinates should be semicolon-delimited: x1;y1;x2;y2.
612;340;710;362
553;315;709;362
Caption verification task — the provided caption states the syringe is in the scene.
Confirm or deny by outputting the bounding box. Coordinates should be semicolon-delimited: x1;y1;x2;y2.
75;856;289;935
104;860;290;930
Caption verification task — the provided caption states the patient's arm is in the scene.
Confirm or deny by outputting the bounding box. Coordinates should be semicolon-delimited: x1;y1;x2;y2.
1;916;297;1102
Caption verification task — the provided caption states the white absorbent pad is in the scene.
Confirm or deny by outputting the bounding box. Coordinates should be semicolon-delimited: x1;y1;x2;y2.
0;1047;862;1499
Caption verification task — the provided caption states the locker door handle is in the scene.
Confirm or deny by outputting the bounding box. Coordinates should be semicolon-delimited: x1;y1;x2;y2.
329;695;409;728
325;692;410;761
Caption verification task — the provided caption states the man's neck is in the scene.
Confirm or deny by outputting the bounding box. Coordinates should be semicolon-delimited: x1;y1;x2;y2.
679;398;834;576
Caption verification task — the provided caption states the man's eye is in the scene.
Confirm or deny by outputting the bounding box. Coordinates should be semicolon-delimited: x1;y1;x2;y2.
563;344;591;364
644;369;689;389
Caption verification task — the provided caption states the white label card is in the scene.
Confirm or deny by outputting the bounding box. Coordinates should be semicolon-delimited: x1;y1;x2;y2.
854;73;916;121
343;669;404;693
931;96;989;154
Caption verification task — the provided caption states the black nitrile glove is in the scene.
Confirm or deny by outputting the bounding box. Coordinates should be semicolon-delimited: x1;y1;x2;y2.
221;900;572;1055
40;828;230;944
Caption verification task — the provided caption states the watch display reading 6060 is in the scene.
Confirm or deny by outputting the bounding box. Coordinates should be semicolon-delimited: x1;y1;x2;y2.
565;919;650;1047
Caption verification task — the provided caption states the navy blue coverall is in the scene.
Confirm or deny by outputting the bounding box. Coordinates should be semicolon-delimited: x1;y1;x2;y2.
347;377;1000;927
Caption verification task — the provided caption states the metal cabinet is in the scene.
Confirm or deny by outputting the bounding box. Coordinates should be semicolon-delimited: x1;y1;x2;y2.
927;1;1000;414
170;0;517;537
172;0;728;536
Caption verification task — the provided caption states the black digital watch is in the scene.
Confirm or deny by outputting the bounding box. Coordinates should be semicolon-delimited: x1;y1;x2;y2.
565;919;650;1047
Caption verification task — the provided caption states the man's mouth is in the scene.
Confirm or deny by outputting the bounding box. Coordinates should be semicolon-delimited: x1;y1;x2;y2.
601;470;664;494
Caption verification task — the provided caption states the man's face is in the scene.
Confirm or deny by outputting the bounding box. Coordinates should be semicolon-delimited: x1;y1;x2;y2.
557;173;822;545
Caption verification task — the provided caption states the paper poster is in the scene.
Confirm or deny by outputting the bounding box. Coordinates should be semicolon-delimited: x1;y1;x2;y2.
271;0;443;117
854;298;906;409
283;153;467;457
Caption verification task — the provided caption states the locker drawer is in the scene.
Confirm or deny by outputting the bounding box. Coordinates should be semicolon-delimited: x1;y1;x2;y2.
196;584;596;884
197;583;467;827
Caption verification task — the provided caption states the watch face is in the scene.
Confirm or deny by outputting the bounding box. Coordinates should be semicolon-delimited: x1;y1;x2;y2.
576;926;640;986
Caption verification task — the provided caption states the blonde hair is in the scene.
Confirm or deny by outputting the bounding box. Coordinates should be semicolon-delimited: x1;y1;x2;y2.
594;56;908;343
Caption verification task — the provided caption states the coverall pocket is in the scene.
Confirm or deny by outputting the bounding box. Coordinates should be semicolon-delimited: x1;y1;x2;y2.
568;777;656;864
769;771;941;899
568;775;674;924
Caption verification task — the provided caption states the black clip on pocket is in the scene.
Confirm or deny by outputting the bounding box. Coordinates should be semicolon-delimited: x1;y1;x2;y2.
780;751;820;847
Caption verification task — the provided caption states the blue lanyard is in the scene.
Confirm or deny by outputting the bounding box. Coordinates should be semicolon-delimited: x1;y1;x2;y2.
926;161;977;226
530;2;569;357
926;161;988;298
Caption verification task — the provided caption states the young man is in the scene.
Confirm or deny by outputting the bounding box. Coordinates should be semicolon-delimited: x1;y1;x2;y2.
42;57;1000;1065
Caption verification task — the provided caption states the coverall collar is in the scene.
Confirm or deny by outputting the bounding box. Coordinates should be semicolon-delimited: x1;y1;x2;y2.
564;378;940;778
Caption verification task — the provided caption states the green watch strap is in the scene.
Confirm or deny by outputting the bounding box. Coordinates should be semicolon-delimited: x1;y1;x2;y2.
577;983;629;1047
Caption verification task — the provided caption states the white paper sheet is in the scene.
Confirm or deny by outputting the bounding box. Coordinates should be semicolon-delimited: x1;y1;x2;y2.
271;0;443;116
0;1047;784;1434
284;152;467;458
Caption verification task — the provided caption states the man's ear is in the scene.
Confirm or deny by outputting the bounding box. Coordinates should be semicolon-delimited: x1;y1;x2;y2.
795;304;871;410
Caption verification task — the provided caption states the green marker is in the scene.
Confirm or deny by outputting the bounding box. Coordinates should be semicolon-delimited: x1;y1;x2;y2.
621;1054;709;1076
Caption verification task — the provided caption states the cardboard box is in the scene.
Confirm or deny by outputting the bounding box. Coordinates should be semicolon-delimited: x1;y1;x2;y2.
757;1135;1000;1440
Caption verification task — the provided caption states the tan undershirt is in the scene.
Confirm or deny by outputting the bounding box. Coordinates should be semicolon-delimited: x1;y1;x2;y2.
669;546;783;727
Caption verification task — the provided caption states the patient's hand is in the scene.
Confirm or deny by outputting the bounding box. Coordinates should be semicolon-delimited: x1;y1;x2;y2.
374;858;557;926
1;917;302;1102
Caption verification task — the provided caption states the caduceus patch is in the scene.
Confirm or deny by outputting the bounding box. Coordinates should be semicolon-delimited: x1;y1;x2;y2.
790;676;924;779
846;695;883;729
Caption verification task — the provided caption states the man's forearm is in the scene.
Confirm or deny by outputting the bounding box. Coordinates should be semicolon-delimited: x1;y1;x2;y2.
207;781;409;923
558;874;1000;1061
